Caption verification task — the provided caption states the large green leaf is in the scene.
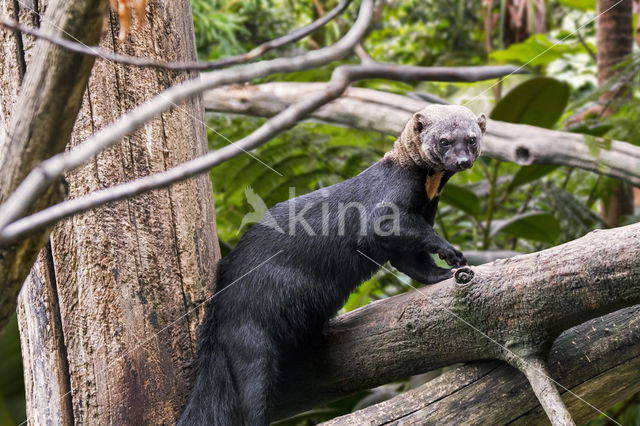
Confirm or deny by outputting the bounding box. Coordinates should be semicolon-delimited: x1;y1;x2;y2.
440;184;481;216
490;212;561;244
491;77;569;128
507;164;559;192
558;0;596;11
490;34;587;67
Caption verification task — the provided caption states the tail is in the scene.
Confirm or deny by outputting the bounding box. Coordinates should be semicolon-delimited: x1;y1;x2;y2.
178;310;241;426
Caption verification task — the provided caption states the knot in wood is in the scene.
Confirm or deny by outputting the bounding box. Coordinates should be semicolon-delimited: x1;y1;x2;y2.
454;267;474;285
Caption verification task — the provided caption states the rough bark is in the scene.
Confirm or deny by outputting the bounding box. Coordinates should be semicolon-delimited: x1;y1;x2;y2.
0;0;41;124
16;0;220;423
17;244;73;425
464;250;518;265
203;83;640;187
0;0;108;334
597;0;634;227
319;306;640;425
272;224;640;419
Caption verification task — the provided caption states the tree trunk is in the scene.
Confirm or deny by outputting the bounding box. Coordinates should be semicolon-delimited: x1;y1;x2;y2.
597;0;634;226
14;0;220;423
597;0;633;87
0;0;108;335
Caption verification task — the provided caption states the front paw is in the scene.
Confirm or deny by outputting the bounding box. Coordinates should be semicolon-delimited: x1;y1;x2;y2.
437;246;466;266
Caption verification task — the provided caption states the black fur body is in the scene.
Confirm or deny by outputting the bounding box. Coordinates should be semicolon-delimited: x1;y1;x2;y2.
179;105;486;425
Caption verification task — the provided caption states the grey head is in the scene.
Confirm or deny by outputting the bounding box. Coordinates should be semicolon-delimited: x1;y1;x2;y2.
412;104;487;172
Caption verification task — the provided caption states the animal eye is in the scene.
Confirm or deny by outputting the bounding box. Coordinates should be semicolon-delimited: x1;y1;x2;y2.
439;138;449;147
468;137;477;145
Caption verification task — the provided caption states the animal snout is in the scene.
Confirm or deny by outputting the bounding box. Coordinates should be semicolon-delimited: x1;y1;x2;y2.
456;158;471;170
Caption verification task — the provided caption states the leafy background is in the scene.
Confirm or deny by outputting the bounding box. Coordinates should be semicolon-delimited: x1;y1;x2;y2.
2;0;640;424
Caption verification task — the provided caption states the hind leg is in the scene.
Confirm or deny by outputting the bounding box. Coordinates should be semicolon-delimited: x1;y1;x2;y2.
220;320;279;426
390;251;453;284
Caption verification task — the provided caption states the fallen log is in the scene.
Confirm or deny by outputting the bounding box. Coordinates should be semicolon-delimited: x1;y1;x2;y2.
203;82;640;186
270;224;640;422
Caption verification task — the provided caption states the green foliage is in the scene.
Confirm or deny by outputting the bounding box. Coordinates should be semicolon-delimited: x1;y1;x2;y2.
490;212;561;244
191;0;249;58
190;0;314;60
605;98;640;147
565;54;640;146
490;34;590;68
440;184;481;216
490;77;570;128
557;0;596;11
365;0;486;66
508;165;559;192
588;393;640;426
0;315;25;426
190;0;358;61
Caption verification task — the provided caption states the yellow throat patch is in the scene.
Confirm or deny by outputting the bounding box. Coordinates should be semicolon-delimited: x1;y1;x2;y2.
425;171;444;201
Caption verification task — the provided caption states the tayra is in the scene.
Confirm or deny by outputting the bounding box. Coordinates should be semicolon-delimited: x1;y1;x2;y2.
178;104;486;425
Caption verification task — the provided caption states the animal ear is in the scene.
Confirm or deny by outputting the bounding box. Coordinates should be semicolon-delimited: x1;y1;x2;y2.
413;112;425;134
476;113;487;134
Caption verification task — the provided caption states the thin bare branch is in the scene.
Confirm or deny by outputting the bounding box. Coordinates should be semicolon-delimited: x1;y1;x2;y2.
515;357;577;426
0;0;374;233
0;0;352;71
0;67;368;243
575;21;597;62
354;43;376;64
334;63;528;82
0;61;525;244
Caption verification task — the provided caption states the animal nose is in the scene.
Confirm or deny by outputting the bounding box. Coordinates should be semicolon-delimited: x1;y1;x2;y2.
457;158;471;169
